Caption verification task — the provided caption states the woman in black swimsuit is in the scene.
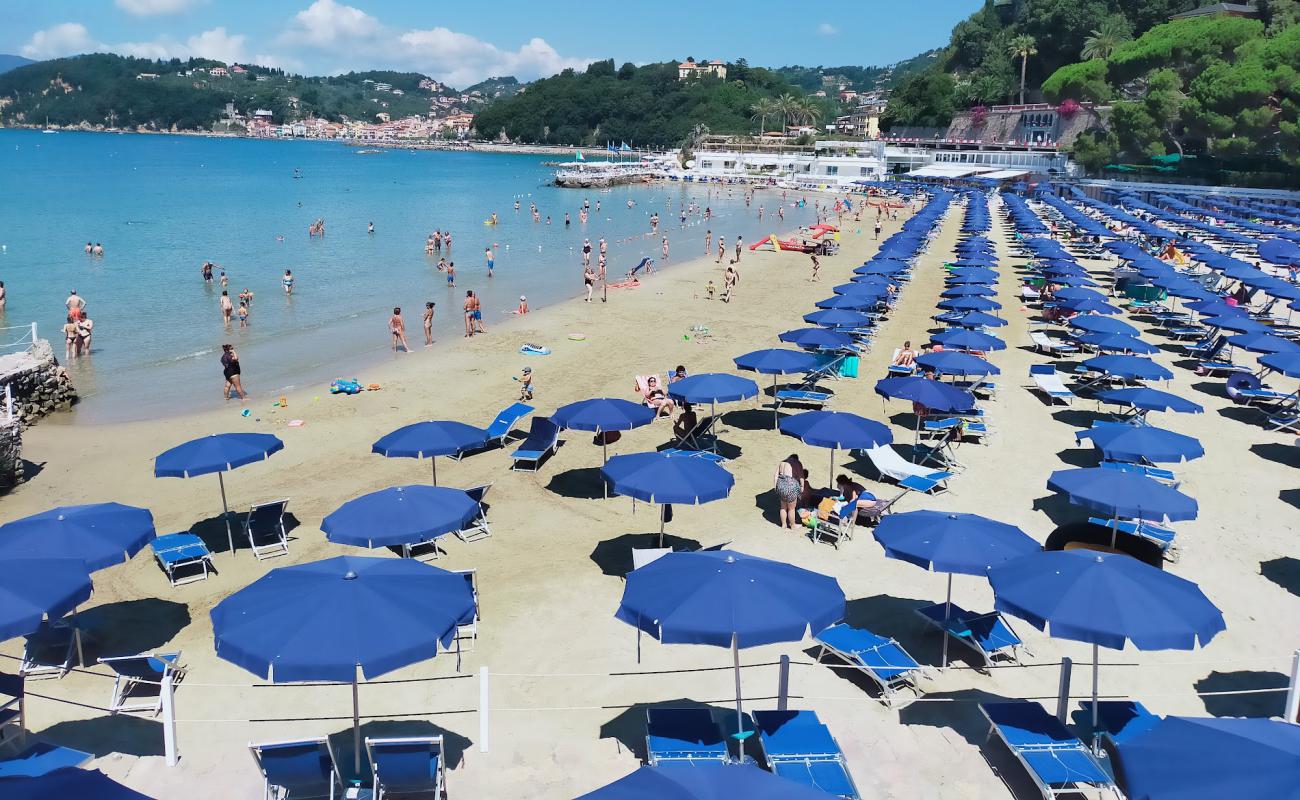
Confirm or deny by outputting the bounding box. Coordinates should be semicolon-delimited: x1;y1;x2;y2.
221;343;247;400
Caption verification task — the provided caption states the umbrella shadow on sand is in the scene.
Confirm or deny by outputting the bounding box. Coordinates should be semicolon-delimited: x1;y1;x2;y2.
186;511;302;556
598;699;736;762
1260;556;1300;598
1029;493;1085;528
1053;447;1100;469
1250;442;1300;468
327;718;474;776
842;594;986;671
1194;670;1290;718
79;598;192;659
720;407;780;432
38;715;164;758
546;467;606;500
589;533;703;577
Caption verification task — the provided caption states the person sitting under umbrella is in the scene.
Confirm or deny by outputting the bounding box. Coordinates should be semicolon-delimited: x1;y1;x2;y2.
835;473;888;525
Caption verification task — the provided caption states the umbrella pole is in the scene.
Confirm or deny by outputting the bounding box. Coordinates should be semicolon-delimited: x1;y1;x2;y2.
602;434;608;499
732;633;745;740
828;446;837;489
711;400;718;453
772;376;779;429
432;457;438;487
941;574;953;669
218;472;234;557
1110;512;1118;549
1091;642;1101;755
659;505;666;548
352;674;362;775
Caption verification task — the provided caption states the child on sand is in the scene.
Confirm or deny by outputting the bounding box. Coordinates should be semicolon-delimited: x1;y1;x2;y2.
705;280;716;300
516;366;534;400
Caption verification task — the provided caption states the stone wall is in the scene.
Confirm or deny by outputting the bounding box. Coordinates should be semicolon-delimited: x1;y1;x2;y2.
0;339;78;427
0;419;21;491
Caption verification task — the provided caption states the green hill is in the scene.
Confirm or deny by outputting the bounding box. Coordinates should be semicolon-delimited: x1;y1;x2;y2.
0;53;474;131
0;54;34;75
774;49;944;95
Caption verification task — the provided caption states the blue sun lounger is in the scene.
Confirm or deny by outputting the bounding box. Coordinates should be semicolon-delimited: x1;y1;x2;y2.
249;737;342;800
753;710;860;800
150;533;214;587
365;735;446;800
1098;459;1178;487
814;623;924;707
916;603;1024;668
1087;516;1178;558
0;742;94;779
980;702;1119;800
453;403;534;460
645;708;729;765
510;417;560;472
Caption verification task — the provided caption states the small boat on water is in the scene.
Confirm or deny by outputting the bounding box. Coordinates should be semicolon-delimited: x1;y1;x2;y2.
355;149;383;155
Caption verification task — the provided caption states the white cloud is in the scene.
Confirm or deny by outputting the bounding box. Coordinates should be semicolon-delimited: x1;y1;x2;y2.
278;0;593;85
21;22;95;59
116;27;249;63
817;22;839;36
115;0;202;16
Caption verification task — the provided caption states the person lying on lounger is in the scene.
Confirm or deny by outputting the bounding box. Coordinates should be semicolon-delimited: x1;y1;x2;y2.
636;375;676;417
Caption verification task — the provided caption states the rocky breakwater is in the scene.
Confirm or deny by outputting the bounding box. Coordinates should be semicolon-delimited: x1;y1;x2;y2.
0;340;79;425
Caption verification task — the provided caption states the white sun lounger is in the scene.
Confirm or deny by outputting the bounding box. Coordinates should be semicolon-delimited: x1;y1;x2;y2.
1030;331;1078;355
1027;364;1075;405
861;445;953;494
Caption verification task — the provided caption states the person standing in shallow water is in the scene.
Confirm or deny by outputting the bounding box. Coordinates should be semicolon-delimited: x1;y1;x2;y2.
389;307;410;352
221;344;247;400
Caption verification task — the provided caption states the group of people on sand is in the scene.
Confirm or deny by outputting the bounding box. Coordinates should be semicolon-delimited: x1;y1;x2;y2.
83;242;105;257
774;453;884;532
633;366;700;440
62;290;94;358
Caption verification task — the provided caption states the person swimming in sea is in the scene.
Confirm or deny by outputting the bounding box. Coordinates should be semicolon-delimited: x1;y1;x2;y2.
282;269;295;295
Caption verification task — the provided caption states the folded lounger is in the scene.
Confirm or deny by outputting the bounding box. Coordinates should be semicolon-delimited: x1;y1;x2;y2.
365;735;446;800
861;445;954;495
979;702;1119;800
150;533;215;587
753;710;861;799
645;708;729;765
915;603;1024;667
452;483;492;544
249;737;342;800
510;417;560;472
97;652;184;715
19;622;81;680
814;623;924;708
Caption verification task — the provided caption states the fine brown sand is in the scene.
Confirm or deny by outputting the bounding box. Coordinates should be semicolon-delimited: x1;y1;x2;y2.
3;193;1298;799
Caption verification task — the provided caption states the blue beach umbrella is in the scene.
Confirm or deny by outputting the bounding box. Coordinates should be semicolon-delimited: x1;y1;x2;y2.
372;420;487;485
665;373;759;405
854;262;907;276
1260;352;1300;378
575;763;839;800
837;278;893;292
779;411;892;485
210;555;474;772
949;310;1008;329
616;550;844;738
989;550;1224;747
321;485;480;551
1074;333;1158;355
946;274;997;286
778;327;854;352
948;268;998;282
1048;274;1100;288
552;398;657;468
1095;387;1203;416
1082;355;1174;382
1047;467;1198;526
1202;315;1270;335
602;452;734;545
734;348;820;427
1053;287;1107;303
874;377;975;412
1116;716;1300;800
938;297;1001;312
0;557;92;642
0;503;155;571
0;768;157;800
1076;425;1204;464
154;432;284;556
814;295;874;310
1061;298;1122;315
873;511;1038;666
1069;315;1140;337
930;328;1006;352
915;351;1000;377
803;309;871;329
941;285;996;297
1227;333;1300;355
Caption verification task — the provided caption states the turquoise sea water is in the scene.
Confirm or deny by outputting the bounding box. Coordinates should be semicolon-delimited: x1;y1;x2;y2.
0;130;820;421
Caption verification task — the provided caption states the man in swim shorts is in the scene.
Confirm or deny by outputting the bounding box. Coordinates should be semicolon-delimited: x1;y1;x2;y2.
463;291;474;337
485;247;494;278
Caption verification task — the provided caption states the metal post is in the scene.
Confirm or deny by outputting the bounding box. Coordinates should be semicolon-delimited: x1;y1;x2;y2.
218;472;234;557
4;384;10;423
732;634;744;739
1056;657;1073;723
1091;643;1101;754
431;457;438;486
1285;649;1300;725
941;574;953;669
352;676;361;774
828;446;836;489
777;655;790;712
478;666;490;753
658;505;666;548
161;669;179;766
30;322;37;344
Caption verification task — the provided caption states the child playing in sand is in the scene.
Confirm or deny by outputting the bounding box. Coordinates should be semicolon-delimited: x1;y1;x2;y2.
516;367;534;400
705;280;716;300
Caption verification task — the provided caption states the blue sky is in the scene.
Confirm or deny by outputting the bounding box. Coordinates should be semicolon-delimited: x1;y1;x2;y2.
2;0;980;88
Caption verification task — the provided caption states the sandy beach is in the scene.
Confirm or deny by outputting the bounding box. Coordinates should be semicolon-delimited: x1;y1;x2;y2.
3;194;1298;799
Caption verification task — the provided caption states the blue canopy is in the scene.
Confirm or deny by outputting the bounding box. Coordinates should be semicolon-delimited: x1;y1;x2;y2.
778;411;891;451
1047;468;1198;522
1069;315;1141;337
576;763;839;800
1076;425;1204;464
814;294;874;310
777;328;854;352
1260;352;1300;378
948;267;998;282
937;297;1001;312
1227;333;1300;355
154;433;283;478
915;351;1000;377
1061;298;1122;315
0;768;157;800
949;311;1008;328
1202;315;1270;335
601;452;734;504
321;485;481;549
989;550;1224;650
874;377;975;412
551;398;655;432
803;309;871;328
1095;388;1203;415
372;421;486;458
1075;333;1158;355
210;555;474;682
1083;355;1174;381
872;511;1038;576
1117;716;1300;800
941;285;996;297
930;329;1006;351
733;349;819;375
616;550;843;647
0;557;93;641
0;503;155;571
665;373;759;405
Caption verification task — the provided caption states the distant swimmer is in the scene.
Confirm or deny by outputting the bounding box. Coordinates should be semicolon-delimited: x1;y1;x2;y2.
513;200;521;211
92;242;104;256
84;242;92;255
368;221;375;235
239;287;254;307
282;269;295;295
565;212;571;227
219;270;228;288
626;199;635;209
201;262;214;282
489;212;498;225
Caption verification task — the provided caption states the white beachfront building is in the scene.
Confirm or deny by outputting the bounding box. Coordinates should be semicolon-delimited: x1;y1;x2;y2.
686;140;888;188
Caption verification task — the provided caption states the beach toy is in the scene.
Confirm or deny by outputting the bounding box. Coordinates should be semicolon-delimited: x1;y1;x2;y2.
241;409;251;417
288;420;304;428
520;343;551;356
367;383;382;391
330;379;363;395
568;333;586;341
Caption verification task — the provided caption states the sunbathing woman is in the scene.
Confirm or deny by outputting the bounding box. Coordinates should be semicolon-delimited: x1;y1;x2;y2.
641;376;676;418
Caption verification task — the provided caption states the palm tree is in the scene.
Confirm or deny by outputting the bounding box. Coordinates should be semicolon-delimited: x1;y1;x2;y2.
1082;18;1131;61
750;98;777;135
776;93;799;132
1006;34;1038;105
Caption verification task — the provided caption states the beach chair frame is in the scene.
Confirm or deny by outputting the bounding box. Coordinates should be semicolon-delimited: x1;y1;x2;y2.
644;708;730;766
915;603;1025;669
454;483;493;543
0;673;25;751
249;736;342;800
365;735;446;800
243;499;290;560
451;568;479;654
19;621;81;680
814;624;925;709
98;652;184;715
150;532;214;587
980;702;1120;800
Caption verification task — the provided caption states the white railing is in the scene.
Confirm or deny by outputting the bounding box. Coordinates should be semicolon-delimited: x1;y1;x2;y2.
0;323;37;355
